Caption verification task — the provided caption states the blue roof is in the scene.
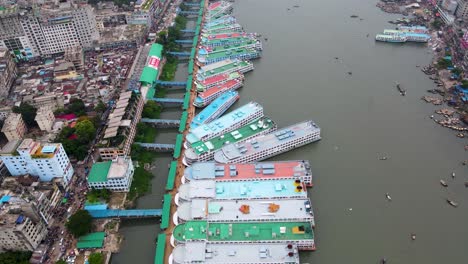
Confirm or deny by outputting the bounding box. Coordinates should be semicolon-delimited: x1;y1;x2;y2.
191;91;238;129
403;32;430;38
186;102;262;144
215;179;308;199
0;195;11;203
41;145;57;153
84;204;108;210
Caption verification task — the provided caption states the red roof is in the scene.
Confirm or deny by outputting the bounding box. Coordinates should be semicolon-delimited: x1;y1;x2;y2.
200;73;228;85
56;113;77;121
68;134;78;140
199;79;240;98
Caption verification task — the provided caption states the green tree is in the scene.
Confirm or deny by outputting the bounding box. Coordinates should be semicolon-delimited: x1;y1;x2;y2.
65;210;92;237
0;251;32;264
75;120;96;143
12;103;37;127
95;101;107;113
55;260;67;264
461;80;468;88
452;68;462;75
66;99;86;116
142;101;162;119
88;252;104;264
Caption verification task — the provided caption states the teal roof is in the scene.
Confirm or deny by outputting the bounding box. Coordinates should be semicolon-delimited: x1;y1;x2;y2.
161;194;171;229
154;233;166;264
140;67;159;85
149;43;163;57
76;232;105;249
88;161;112;183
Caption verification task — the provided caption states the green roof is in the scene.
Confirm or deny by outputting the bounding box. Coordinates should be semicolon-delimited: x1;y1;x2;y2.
76;232;105;249
188;61;194;74
179;111;188;133
140;67;159;85
173;134;184;158
154;233;166;264
88;161;112;183
182;92;191;110
173;221;314;242
146;83;156;99
203;47;260;60
160;194;171;229
165;161;177;191
149;43;163;57
190;117;274;155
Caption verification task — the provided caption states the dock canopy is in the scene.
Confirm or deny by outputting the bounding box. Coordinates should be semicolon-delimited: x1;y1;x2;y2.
76;232;105;249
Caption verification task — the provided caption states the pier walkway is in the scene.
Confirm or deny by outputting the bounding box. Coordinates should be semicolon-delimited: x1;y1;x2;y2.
134;142;175;152
87;209;162;219
140;118;180;128
183;2;201;7
167;51;191;57
150;97;184;107
156;81;187;87
175;39;193;44
178;10;199;15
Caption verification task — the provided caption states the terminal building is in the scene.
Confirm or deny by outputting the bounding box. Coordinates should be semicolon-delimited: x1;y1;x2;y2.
87;157;134;192
0;139;74;185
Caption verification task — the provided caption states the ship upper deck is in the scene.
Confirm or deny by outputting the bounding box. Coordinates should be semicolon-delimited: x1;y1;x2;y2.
187;117;275;156
204;23;240;32
173;220;314;242
203;35;258;46
178;178;307;201
197;59;250;79
184;160;312;181
197;72;241;87
172;242;300;264
199;46;260;61
196;79;242;98
214;121;320;162
186;102;262;144
190;91;238;129
177;198;313;222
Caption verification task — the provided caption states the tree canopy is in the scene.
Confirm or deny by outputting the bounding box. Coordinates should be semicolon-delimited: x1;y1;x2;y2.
12;103;37;127
95;101;107;113
65;210;93;237
142;101;162;119
75;119;96;143
88;252;104;264
0;251;32;264
55;260;67;264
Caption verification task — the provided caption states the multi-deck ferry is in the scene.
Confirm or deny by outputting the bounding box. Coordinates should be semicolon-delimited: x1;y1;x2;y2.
196;59;253;81
194;79;243;107
186;102;264;147
195;72;244;92
207;1;233;19
202;34;260;48
201;39;263;52
203;23;242;34
214;120;321;164
190;91;239;130
382;30;430;43
172;220;316;251
175;198;315;226
398;25;428;34
183;117;276;165
204;15;237;28
176;178;307;203
171;242;301;264
375;34;407;43
198;46;262;65
183;160;313;187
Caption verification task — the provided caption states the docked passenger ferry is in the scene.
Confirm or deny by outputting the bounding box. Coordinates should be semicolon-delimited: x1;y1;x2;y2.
190;90;239;130
202;34;260;48
198;46;262;65
175;197;315;226
172;220;316;251
183;160;313;187
214;120;321;164
196;72;244;92
193;78;243;107
183;117;276;165
171;242;301;264
196;58;254;81
207;1;233;19
186;102;264;147
375;33;407;43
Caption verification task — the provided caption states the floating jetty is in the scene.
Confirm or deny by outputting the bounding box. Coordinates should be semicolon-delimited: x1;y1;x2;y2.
183;160;313;186
214;120;321;164
184;117;276;165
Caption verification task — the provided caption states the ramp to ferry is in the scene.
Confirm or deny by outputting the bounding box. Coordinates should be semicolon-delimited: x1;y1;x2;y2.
87;209;162;219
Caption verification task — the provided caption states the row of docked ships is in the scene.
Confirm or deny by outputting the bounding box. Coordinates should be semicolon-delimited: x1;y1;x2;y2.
169;2;321;264
375;25;431;43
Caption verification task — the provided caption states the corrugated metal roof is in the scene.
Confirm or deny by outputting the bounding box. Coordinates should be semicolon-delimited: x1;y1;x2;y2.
88;161;112;183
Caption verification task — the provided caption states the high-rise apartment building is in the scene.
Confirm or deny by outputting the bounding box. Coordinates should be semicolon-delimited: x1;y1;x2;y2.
1;113;27;141
0;47;17;98
0;139;74;185
34;107;55;132
456;0;468;19
0;0;99;59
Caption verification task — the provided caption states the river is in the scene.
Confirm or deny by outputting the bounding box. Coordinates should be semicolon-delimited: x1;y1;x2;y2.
113;0;468;263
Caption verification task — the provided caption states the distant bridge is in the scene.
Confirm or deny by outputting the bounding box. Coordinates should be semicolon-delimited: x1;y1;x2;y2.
175;39;194;44
135;142;175;152
183;2;201;7
178;10;199;15
140;118;180;128
150;97;184;106
156;81;187;87
167;51;191;57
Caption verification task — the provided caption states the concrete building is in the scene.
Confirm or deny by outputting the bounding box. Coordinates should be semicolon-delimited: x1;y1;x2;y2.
1;113;27;141
87;157;134;191
0;194;48;252
23;93;65;110
442;0;458;14
35;107;55;132
0;106;12;121
0;47;17;98
0;139;74;185
0;0;99;58
456;0;468;19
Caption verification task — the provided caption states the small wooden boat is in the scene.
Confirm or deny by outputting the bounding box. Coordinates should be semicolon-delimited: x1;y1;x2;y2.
411;233;416;240
350;15;358;18
440;180;448;187
451;172;456;178
447;199;458;207
385;193;392;201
